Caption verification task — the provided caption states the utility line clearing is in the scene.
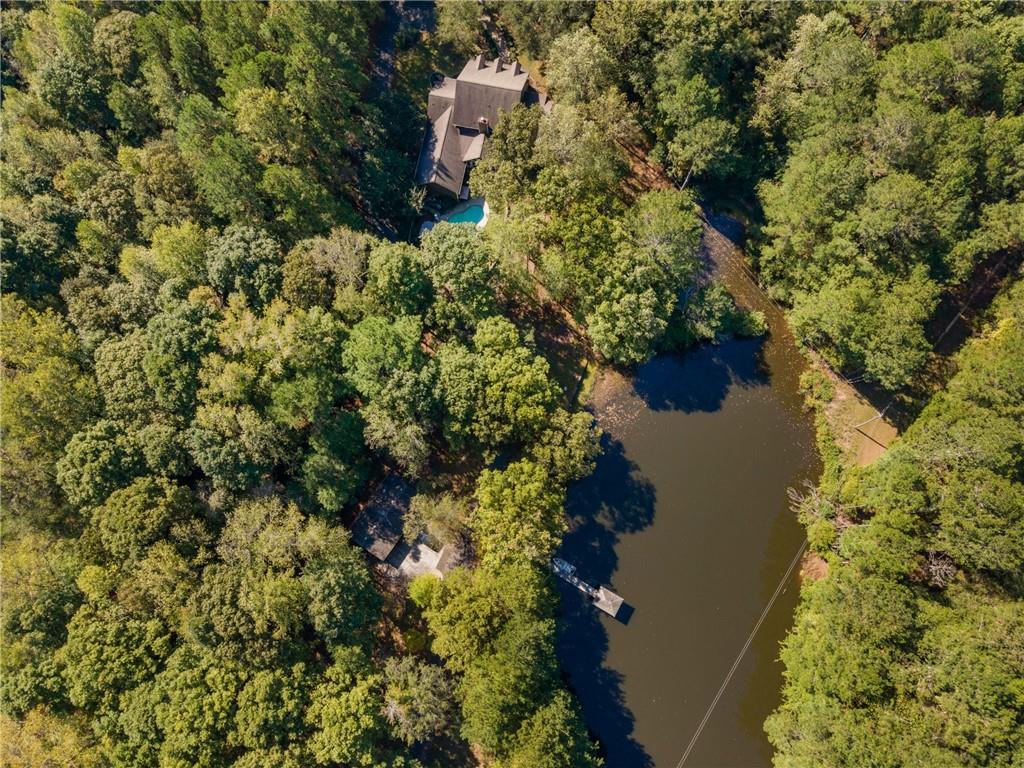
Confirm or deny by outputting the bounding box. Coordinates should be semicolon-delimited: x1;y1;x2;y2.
674;539;808;768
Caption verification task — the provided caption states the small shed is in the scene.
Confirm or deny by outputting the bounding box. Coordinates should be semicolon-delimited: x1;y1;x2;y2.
351;475;413;561
391;534;455;579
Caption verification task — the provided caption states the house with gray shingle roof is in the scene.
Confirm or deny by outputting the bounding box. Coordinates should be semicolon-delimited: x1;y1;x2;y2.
351;474;410;561
351;474;456;580
415;54;531;199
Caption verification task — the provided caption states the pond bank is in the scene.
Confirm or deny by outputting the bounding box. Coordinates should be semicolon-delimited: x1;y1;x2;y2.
556;213;821;767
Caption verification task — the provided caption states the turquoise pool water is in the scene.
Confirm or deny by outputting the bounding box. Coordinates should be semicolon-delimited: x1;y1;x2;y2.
446;204;485;225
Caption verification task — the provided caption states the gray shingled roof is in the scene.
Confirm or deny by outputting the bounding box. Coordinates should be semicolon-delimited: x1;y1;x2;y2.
351;475;412;561
457;54;530;92
451;80;524;131
427;76;456;121
416;56;530;198
415;105;452;185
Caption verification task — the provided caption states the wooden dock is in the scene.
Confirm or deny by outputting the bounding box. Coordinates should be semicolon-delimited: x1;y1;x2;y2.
552;558;624;618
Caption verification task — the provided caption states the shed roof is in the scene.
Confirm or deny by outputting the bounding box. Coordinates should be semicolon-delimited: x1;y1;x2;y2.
461;132;485;162
351;475;412;561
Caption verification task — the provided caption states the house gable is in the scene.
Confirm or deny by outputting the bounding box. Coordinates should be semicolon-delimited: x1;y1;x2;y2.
415;55;530;199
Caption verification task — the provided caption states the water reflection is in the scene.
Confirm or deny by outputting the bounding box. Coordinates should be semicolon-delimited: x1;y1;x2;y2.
555;213;821;767
558;435;656;766
557;337;817;767
633;340;766;414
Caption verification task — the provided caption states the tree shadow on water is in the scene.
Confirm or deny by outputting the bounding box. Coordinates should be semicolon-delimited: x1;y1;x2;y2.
632;339;768;414
556;436;657;767
568;434;657;539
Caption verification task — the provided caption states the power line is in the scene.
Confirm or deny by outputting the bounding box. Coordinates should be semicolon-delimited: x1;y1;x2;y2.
674;539;808;768
675;216;1016;767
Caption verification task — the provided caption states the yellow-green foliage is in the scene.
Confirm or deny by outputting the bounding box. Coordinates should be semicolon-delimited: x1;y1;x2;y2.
769;280;1024;767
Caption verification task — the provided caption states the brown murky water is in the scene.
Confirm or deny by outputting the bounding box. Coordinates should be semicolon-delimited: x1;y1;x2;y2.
557;215;820;768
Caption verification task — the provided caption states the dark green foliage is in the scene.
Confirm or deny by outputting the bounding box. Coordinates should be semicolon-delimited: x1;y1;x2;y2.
382;656;454;745
459;615;560;753
471;104;541;214
59;601;170;717
280;226;375;310
29;3;1024;766
93;329;157;428
1;193;79;301
769;281;1024;767
579;188;705;365
306;647;386;767
419;222;497;331
343;315;425;401
437;317;559;455
148;644;247;768
474;460;566;567
420;563;598;763
358;147;418;224
504;690;604;768
301;523;382;649
142;291;220;416
299;411;368;514
1;3;611;765
653;69;737;184
56;419;143;510
360;367;437;477
475;97;708;364
233;664;311;752
90;477;198;562
527;409;602;486
494;0;593;59
1;297;100;525
754;7;1024;388
205;225;283;309
664;282;767;350
790;267;939;390
366;242;433;317
37;51;109;130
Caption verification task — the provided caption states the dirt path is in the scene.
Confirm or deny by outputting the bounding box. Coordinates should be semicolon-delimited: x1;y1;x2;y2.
818;360;899;467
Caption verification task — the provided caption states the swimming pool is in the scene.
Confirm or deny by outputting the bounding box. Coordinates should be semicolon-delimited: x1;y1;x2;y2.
446;204;485;225
418;198;490;239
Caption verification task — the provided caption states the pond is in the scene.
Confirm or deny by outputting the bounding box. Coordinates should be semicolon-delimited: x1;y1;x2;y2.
557;214;820;767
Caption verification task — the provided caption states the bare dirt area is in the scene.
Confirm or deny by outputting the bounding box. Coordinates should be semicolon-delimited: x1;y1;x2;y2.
620;140;674;200
812;357;899;467
808;250;1021;469
800;551;829;581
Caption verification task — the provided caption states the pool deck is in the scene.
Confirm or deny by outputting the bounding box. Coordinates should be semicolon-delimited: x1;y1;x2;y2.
419;196;489;238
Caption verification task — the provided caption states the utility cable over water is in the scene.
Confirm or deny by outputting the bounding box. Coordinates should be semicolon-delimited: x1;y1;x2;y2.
674;539;809;768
